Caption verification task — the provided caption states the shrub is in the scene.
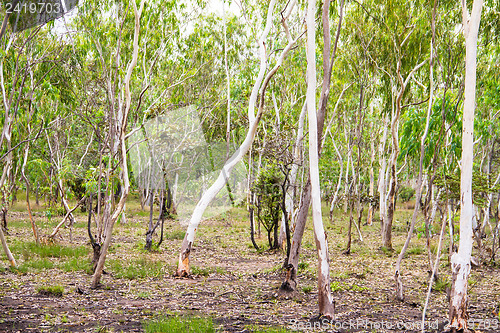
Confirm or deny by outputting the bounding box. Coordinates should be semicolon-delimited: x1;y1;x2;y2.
399;186;415;203
251;164;283;249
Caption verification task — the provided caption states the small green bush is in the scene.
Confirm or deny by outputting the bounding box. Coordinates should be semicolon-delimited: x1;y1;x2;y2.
302;286;313;293
330;281;344;292
399;186;415;203
298;262;309;271
37;285;64;297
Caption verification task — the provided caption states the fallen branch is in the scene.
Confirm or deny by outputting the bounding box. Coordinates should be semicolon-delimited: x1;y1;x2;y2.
48;198;85;239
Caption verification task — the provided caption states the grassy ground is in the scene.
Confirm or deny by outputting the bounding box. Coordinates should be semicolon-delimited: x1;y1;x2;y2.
0;193;499;332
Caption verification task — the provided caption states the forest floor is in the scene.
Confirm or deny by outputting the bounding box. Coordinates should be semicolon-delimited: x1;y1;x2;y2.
0;196;499;332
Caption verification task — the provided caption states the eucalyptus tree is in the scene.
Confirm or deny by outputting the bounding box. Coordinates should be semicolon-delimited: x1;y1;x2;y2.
0;21;67;265
393;0;469;301
474;15;500;254
448;0;483;329
394;0;439;301
280;0;344;299
69;0;147;287
349;0;430;249
175;0;302;277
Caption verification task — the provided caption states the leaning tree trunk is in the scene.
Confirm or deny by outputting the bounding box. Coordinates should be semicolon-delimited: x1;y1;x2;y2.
89;0;143;288
448;0;482;330
176;0;299;276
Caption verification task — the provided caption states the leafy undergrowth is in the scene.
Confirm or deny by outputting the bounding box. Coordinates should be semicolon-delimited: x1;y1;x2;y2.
0;203;499;332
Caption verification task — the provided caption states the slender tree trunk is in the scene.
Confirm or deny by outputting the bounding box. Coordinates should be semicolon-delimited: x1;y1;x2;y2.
90;0;142;288
0;226;15;267
393;0;438;295
448;1;482;330
280;0;344;295
306;0;334;317
367;119;376;226
21;142;39;244
421;212;447;332
145;189;155;251
329;133;343;221
249;194;259;251
378;115;389;234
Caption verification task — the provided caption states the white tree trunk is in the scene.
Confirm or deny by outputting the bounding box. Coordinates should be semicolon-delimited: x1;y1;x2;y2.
0;225;15;267
448;0;483;329
378;115;389;231
306;0;334;318
395;13;436;297
329;132;343;218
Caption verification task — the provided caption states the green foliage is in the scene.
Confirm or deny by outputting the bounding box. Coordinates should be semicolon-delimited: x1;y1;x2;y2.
398;186;415;203
7;241;90;274
407;246;424;255
380;246;394;257
252;328;293;333
350;284;369;292
330;281;368;293
251;164;283;248
23;258;55;270
165;230;186;240
399;94;463;169
330;281;344;292
143;316;215;333
432;279;450;293
415;222;436;240
37;285;64;297
298;261;309;271
434;169;500;208
60;258;93;273
14;242;88;260
191;266;213;277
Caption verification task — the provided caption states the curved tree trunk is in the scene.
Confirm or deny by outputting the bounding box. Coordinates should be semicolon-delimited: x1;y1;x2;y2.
175;0;299;276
